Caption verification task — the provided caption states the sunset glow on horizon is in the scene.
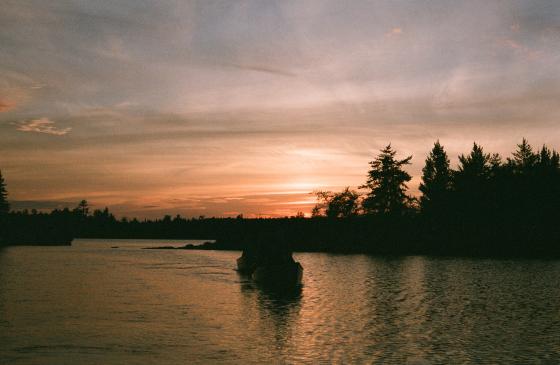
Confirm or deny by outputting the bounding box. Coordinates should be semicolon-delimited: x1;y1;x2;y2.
1;1;560;218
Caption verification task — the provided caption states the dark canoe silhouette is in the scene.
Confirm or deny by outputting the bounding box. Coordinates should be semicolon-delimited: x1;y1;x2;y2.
236;255;256;275
237;255;303;286
252;262;303;286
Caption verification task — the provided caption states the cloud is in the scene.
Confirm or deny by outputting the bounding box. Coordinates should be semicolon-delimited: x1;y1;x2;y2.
0;99;15;112
223;63;298;77
222;211;241;216
386;27;403;37
16;118;71;135
10;200;77;211
498;38;542;59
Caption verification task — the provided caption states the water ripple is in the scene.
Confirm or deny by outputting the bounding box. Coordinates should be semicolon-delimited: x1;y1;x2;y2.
1;241;560;364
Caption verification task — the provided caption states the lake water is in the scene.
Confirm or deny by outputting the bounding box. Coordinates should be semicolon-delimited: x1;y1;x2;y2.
1;239;560;364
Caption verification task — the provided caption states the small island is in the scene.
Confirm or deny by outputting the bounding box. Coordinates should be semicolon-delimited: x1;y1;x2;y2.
142;241;216;250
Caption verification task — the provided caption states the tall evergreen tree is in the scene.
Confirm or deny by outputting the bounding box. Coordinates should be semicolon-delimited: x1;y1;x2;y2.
537;145;560;171
534;144;560;210
453;143;502;231
508;138;538;173
361;144;413;215
75;199;89;217
0;170;10;215
419;141;452;211
456;143;499;183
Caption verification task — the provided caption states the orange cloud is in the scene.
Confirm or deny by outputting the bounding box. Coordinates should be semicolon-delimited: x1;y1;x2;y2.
498;38;542;60
15;118;71;135
0;99;16;112
386;27;403;38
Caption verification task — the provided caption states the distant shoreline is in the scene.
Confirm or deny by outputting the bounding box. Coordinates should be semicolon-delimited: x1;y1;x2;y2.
4;233;560;259
139;235;560;259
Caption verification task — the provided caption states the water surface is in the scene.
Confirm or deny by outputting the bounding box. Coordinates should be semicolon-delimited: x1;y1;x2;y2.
1;239;559;364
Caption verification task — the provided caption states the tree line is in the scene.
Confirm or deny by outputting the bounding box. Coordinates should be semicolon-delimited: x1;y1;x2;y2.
304;139;560;256
1;139;560;256
313;139;559;217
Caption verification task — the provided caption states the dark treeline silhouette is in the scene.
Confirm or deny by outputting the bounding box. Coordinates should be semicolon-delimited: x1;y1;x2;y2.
1;139;560;257
418;139;560;256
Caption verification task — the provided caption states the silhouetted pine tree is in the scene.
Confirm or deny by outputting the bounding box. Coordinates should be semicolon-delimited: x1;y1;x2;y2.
419;141;452;212
75;200;89;217
453;143;502;206
455;142;501;190
451;143;502;248
504;140;539;220
537;145;560;172
361;144;413;215
0;170;10;215
533;144;560;231
507;138;538;174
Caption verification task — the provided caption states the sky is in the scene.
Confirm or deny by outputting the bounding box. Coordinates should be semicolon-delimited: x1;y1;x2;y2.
1;0;559;218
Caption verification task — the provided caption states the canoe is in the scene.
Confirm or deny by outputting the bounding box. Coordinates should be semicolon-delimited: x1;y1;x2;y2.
236;255;256;275
251;262;303;286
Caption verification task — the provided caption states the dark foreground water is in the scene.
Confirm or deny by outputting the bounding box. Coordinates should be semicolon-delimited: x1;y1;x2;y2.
1;240;560;364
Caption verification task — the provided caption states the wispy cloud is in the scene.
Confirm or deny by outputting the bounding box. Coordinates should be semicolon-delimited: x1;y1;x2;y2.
385;27;403;38
10;200;77;211
0;99;16;112
498;38;542;60
16;118;71;135
222;63;297;77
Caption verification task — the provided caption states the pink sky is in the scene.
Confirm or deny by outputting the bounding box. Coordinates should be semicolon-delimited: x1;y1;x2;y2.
1;1;560;218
